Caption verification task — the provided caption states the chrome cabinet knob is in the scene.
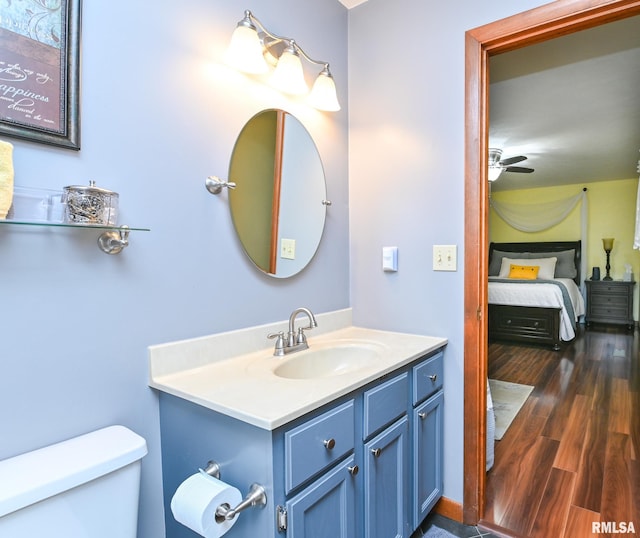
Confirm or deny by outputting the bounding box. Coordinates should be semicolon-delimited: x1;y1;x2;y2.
428;374;437;382
323;438;335;450
371;448;382;458
348;465;359;476
418;412;427;419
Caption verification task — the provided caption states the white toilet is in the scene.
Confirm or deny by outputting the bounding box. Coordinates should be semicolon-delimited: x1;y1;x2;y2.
0;425;147;538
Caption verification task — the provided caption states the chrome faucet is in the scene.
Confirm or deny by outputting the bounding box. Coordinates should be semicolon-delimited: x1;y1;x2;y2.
268;307;318;356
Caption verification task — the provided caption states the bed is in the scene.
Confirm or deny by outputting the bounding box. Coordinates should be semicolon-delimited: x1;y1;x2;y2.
488;241;585;350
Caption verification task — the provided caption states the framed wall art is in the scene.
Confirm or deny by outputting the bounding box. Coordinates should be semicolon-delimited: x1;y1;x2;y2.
0;0;81;149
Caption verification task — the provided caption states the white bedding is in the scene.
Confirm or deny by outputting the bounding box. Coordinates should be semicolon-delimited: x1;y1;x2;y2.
488;277;585;341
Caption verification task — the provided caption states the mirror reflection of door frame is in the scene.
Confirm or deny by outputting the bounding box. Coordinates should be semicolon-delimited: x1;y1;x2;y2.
270;110;286;275
463;0;640;526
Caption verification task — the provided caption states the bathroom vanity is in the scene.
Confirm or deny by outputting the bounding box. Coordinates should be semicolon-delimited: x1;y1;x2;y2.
150;310;446;538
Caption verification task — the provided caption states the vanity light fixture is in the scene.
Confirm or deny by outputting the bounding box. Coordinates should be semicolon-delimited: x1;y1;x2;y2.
225;10;341;112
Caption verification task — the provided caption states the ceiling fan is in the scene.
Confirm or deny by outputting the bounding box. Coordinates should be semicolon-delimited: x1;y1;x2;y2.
488;148;534;181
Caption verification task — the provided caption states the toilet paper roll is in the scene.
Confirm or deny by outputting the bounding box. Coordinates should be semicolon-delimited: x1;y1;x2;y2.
171;471;243;538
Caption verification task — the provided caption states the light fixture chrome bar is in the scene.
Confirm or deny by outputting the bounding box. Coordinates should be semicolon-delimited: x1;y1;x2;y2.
243;11;332;72
228;10;340;111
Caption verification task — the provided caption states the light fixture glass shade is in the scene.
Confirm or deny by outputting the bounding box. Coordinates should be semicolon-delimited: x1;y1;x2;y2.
225;24;268;74
271;46;308;95
488;166;503;182
308;67;340;111
602;237;614;251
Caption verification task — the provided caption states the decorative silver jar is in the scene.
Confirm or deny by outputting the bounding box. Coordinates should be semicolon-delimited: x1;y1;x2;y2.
62;180;118;225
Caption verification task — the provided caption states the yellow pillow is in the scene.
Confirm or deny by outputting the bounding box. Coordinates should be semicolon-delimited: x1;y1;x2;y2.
508;264;539;279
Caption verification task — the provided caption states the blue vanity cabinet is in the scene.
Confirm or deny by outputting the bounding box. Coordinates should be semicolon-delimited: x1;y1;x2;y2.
412;351;445;528
364;415;410;538
281;400;358;538
284;455;357;538
362;372;411;538
156;345;446;538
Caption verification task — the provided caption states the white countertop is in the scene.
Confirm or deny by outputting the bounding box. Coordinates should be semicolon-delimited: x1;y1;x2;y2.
149;309;447;430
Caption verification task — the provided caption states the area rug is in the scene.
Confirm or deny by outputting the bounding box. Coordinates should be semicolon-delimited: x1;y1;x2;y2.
422;525;459;538
488;379;534;440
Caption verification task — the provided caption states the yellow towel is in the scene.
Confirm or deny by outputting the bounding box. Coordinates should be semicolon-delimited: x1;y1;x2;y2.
0;140;14;218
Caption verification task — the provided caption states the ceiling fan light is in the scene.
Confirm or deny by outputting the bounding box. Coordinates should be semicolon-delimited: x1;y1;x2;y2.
488;166;503;182
488;148;503;166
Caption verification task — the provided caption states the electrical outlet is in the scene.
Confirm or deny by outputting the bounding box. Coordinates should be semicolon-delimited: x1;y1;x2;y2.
433;245;457;271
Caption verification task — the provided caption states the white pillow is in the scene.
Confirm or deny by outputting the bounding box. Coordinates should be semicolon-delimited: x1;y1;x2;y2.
498;256;557;280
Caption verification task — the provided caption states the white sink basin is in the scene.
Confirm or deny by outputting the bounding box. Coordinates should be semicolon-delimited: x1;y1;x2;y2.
272;341;386;379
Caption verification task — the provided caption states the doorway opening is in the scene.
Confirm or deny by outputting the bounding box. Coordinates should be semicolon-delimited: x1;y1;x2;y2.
463;0;640;527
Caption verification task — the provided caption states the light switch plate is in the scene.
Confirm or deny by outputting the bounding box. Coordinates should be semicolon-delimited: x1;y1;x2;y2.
382;246;398;272
433;245;457;271
281;238;296;260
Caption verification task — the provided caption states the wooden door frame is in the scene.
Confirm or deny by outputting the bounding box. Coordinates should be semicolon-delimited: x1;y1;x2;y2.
463;0;640;524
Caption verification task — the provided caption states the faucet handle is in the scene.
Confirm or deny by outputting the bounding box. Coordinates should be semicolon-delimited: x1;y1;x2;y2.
296;327;308;345
268;332;286;356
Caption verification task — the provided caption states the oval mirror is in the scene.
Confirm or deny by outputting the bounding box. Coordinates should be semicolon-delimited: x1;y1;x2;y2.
228;109;327;278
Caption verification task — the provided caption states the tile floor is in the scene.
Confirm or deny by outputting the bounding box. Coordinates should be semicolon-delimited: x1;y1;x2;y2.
412;513;499;538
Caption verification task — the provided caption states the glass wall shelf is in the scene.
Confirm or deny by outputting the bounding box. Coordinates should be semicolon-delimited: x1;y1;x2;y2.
0;219;150;232
0;219;150;254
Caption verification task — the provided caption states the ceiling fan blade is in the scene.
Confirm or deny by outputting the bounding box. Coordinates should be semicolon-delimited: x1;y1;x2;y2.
504;166;534;173
500;155;527;166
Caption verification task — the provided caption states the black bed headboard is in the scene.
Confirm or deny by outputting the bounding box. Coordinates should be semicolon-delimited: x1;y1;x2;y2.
489;240;582;285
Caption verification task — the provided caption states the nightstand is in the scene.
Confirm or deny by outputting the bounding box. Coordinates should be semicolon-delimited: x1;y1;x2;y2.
585;280;635;329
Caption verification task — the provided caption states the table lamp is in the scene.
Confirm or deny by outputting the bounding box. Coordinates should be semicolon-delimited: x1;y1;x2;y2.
602;237;614;280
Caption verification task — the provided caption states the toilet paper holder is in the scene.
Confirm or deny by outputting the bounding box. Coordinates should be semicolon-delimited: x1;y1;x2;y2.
201;460;267;523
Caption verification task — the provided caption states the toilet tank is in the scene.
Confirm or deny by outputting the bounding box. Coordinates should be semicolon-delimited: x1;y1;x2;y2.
0;425;147;538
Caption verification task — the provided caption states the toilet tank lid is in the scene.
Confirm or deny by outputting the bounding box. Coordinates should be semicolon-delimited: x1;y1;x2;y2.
0;425;147;518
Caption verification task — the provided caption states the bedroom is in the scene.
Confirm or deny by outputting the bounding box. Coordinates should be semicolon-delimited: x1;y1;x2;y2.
479;13;640;537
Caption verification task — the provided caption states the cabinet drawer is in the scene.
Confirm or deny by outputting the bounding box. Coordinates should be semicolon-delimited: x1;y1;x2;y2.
589;306;629;319
363;372;408;439
590;283;630;296
413;351;444;405
589;294;629;307
285;400;355;493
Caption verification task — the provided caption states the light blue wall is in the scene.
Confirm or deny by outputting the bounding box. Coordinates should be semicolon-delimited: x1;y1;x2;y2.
0;1;348;536
348;0;549;507
1;0;571;535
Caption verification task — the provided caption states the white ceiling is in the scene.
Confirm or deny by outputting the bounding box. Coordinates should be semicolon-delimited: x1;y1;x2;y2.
489;15;640;191
337;4;639;192
338;0;368;8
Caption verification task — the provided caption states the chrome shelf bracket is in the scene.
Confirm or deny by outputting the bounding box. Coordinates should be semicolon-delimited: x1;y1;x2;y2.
97;225;130;255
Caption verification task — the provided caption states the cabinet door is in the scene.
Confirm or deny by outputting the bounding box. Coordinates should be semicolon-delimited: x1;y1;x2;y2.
413;391;444;529
286;455;357;538
364;416;410;538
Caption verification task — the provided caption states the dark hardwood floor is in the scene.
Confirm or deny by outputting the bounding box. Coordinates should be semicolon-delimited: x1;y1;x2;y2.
483;324;639;538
